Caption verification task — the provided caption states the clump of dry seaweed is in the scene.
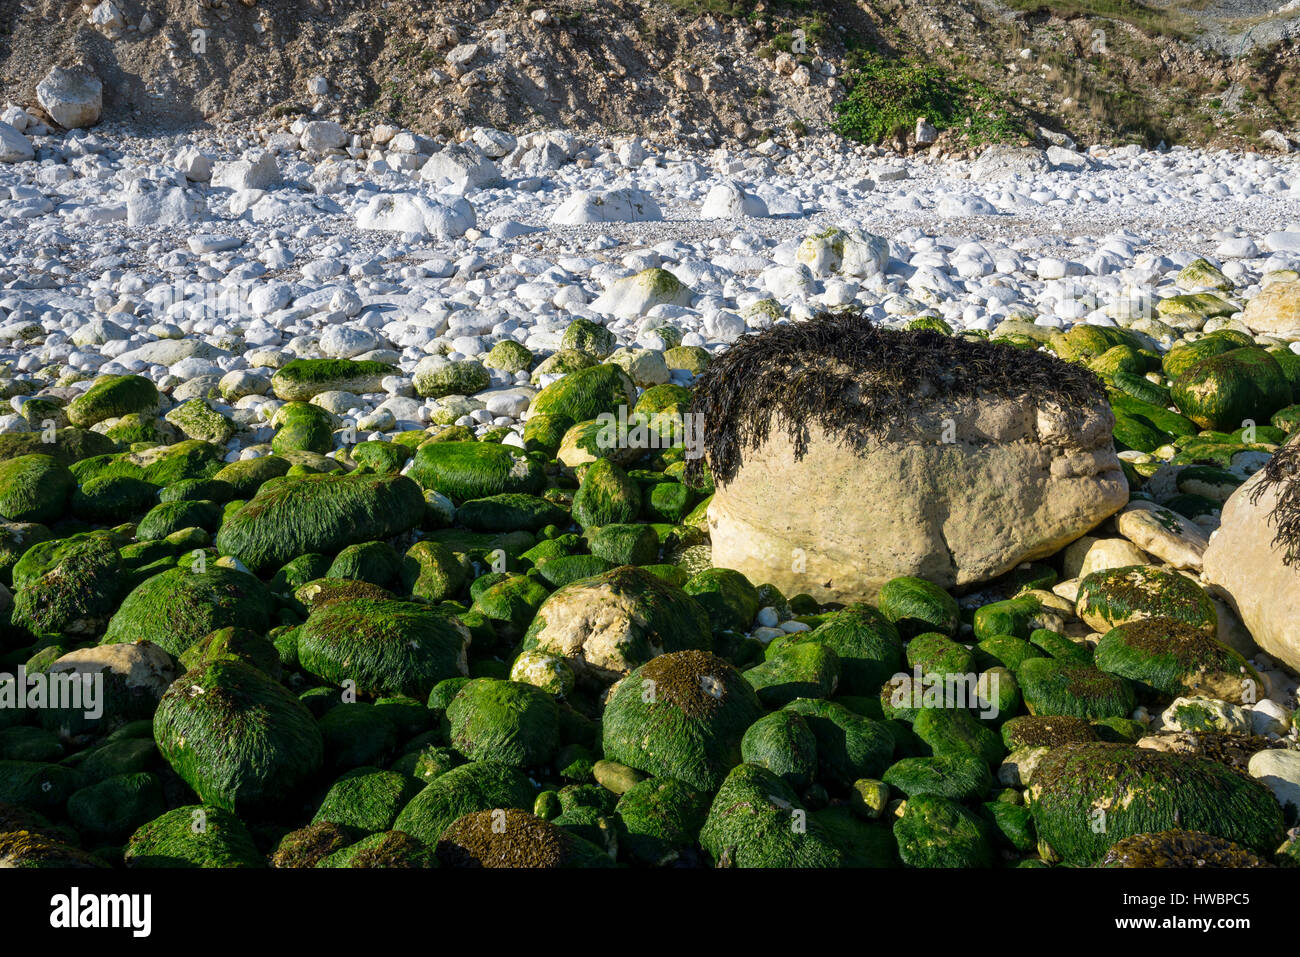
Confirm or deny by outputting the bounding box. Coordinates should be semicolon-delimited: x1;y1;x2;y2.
686;310;1106;486
1249;438;1300;567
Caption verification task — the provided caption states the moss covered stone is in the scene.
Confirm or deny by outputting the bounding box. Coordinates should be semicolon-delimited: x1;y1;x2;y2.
312;767;421;833
614;777;710;866
413;357;491;399
456;493;567;533
67;375;159;428
270;821;358;868
1099;829;1272;868
317;830;438;868
392;760;536;845
0;455;74;524
785;604;904;696
1172;347;1292;432
408;441;545;502
271;358;395;402
682;567;760;632
1017;657;1136;719
444;678;561;768
877;576;960;638
699;763;845;867
125;804;263;868
602;650;762;791
570;457;641;528
400;540;466;603
784;697;895;787
906;632;976;676
744;642;840;708
523;565;712;686
893;793;994;867
1077;565;1217;635
0;761;82;811
215;472;424;573
1028;743;1286;865
977;634;1045;672
326;540;401;587
913;705;1004;764
739;709;818;792
71;476;158;524
587;523;660;566
560;317;617;358
531;363;637;424
436;807;612;867
1094;617;1258;703
297;597;469;698
972;594;1040;642
67;771;166;843
153;659;323;813
103;566;274;657
0;428;118;467
271;401;337;455
882;754;992;802
1000;714;1098;750
11;532;123;637
165;398;235;445
212;455;292;498
136;499;221;541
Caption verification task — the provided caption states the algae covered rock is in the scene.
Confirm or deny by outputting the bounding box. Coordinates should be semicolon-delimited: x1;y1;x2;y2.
699;763;845;867
153;659;323;813
392;760;535;845
1076;564;1217;635
1017;658;1136;719
682;567;760;632
297;597;470;698
743;642;840;707
317;830;438;868
739;709;819;792
1094;617;1258;703
272;358;395;401
103;566;274;657
523;565;711;686
783;697;894;787
1171;347;1292;432
614;777;710;865
444;678;560;768
125;804;264;868
877;576;961;638
791;604;904;695
271;821;358;868
1100;829;1272;868
602;650;762;791
531;363;637;423
436;807;612;867
1028;742;1285;864
215;472;425;573
893;793;995;868
11;531;123;637
407;441;545;502
67;375;159;428
0;454;74;524
311;768;421;833
570;457;641;528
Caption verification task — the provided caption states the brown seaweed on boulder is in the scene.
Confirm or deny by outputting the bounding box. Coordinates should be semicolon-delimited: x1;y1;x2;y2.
686;310;1106;486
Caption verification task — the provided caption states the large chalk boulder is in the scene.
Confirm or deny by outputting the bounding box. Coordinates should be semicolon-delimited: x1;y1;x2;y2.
551;188;662;225
36;66;103;128
1203;436;1300;670
698;315;1128;604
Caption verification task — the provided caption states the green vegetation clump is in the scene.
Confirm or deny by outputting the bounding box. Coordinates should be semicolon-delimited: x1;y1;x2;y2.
833;52;1028;147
